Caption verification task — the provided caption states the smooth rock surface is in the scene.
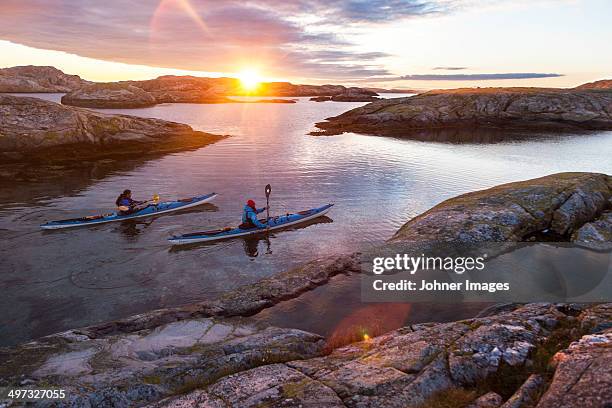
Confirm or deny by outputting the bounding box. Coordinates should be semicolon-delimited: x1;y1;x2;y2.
0;318;325;407
314;87;612;136
391;172;612;243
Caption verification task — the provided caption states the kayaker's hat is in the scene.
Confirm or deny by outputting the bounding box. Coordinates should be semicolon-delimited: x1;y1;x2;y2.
247;199;256;209
123;189;132;196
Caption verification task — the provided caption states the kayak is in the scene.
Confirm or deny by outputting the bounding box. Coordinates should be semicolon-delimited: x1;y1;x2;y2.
169;203;333;245
40;193;217;230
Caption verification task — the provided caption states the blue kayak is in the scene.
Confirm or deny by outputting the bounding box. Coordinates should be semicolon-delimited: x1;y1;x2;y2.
41;193;217;229
169;203;333;245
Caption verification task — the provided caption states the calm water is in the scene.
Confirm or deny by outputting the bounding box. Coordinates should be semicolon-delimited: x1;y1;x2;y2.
1;93;612;346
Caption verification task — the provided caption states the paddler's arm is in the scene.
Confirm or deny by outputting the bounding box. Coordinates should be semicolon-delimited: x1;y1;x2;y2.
249;211;267;228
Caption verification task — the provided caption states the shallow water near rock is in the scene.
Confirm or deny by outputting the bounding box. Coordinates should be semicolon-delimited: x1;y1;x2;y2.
1;93;612;346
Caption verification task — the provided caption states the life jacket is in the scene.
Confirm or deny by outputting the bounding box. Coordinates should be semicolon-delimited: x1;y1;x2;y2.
116;194;126;207
116;195;134;212
242;205;256;225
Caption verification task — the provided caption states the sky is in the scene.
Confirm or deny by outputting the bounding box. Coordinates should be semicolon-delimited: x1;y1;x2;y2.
0;0;610;89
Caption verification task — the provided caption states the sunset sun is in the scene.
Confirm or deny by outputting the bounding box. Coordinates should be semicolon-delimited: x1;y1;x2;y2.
237;69;261;92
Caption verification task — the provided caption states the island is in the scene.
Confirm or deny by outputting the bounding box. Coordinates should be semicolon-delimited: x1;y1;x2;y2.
0;95;226;180
1;172;609;407
309;87;380;102
313;87;612;137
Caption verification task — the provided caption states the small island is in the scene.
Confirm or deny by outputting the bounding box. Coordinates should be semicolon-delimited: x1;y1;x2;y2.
0;94;226;179
314;86;612;137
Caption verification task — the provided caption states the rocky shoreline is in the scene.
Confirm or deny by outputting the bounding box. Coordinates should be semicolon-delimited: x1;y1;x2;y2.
313;87;612;137
1;66;383;108
59;79;377;108
1;172;610;407
0;95;226;181
60;82;298;108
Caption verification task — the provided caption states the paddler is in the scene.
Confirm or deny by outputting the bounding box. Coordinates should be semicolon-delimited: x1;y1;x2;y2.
240;199;268;229
115;189;144;215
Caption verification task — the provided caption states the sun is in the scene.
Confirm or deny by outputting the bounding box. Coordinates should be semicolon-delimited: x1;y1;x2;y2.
237;69;261;92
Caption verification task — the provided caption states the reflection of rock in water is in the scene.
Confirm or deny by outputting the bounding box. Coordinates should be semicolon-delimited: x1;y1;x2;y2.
0;157;150;209
385;128;596;144
70;266;154;290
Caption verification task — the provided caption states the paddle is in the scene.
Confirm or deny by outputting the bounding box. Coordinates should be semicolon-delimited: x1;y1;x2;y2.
133;194;160;209
265;184;271;223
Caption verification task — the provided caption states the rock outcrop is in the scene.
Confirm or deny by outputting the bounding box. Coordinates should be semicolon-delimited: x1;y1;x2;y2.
126;75;235;104
0;65;89;92
2;303;608;407
314;87;612;136
392;172;612;243
0;318;325;407
61;82;157;108
310;88;380;102
253;82;349;97
571;211;612;245
537;328;612;408
331;87;380;102
575;79;612;90
0;95;225;165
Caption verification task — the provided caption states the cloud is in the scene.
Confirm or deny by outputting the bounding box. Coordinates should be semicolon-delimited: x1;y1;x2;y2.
321;0;453;23
397;73;564;81
433;66;468;70
0;0;453;81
